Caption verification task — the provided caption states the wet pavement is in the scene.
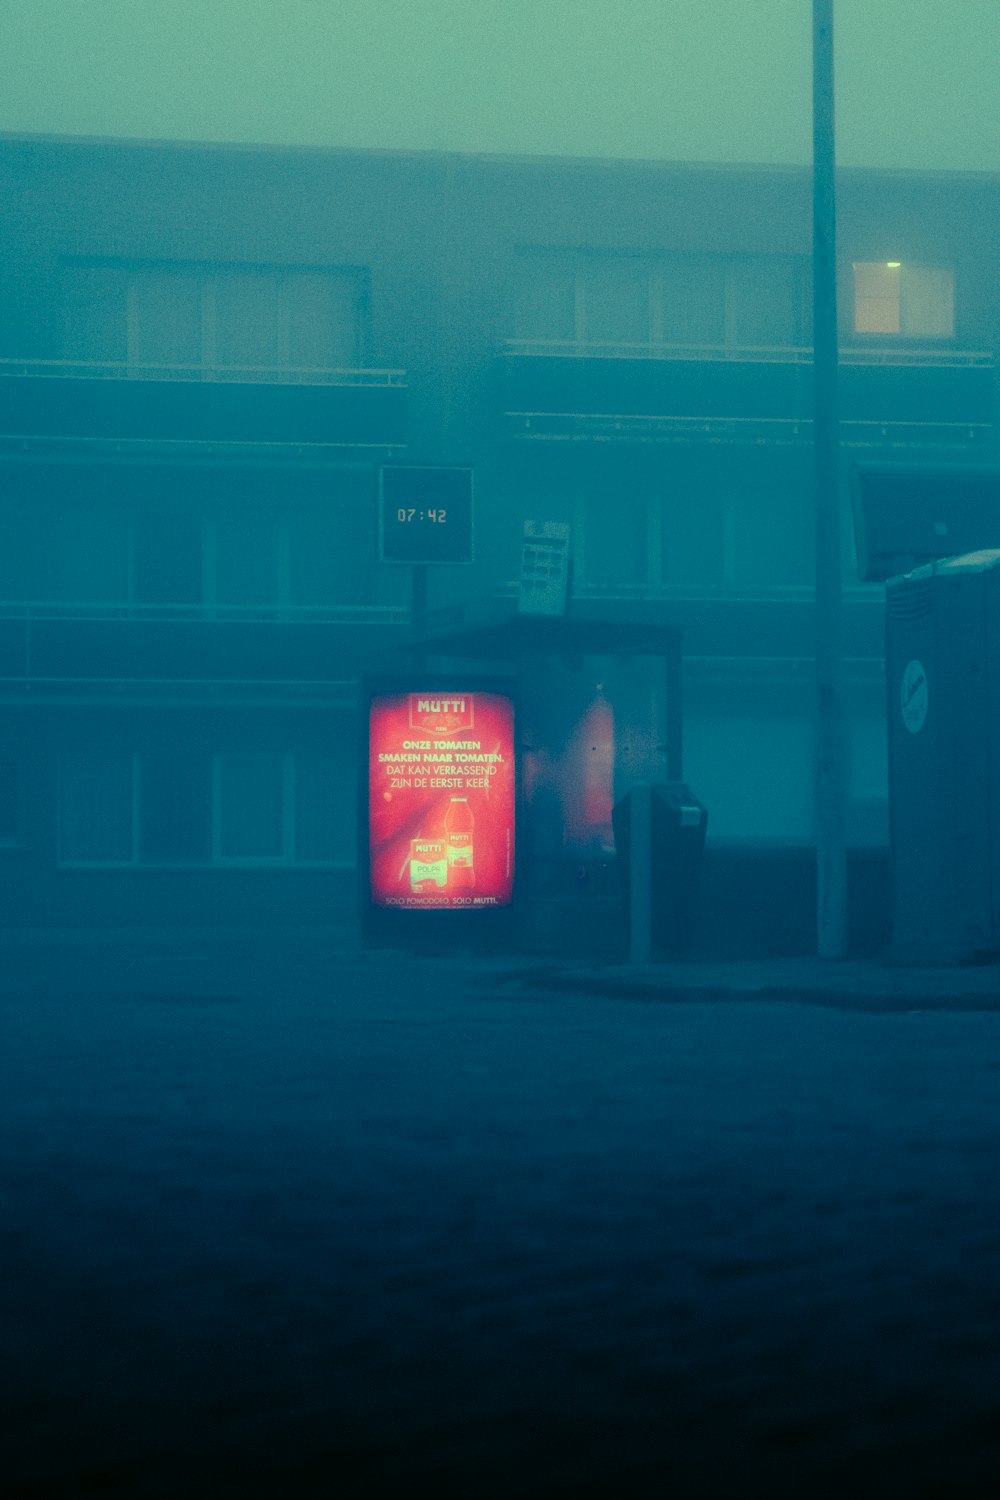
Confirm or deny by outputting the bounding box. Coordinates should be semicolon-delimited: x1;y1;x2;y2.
508;952;1000;1012
3;931;1000;1496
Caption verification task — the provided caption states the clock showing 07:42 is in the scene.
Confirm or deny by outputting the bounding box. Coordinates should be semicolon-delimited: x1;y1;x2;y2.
379;466;474;565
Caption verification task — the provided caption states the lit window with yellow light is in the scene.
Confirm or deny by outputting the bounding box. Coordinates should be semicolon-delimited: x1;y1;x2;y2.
852;261;954;338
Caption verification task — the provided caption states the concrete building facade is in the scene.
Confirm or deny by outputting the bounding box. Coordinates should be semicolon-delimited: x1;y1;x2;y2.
1;134;996;948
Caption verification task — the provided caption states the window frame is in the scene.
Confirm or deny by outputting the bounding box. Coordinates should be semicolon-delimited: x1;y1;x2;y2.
125;265;369;376
57;749;351;869
211;751;295;866
62;257;370;377
57;750;140;868
0;751;27;849
512;247;811;352
850;259;956;341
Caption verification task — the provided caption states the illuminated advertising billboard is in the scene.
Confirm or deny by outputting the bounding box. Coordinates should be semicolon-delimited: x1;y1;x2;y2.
367;687;515;910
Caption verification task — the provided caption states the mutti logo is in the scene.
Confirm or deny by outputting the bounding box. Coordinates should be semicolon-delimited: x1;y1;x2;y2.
408;694;475;736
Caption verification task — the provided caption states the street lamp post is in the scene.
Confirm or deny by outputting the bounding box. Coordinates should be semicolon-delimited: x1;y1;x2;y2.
812;0;848;957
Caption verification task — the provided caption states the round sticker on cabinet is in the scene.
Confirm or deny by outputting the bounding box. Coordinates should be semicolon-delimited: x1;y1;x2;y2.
901;659;928;734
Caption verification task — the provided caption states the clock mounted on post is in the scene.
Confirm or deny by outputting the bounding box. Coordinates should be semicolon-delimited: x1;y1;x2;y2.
379;466;474;565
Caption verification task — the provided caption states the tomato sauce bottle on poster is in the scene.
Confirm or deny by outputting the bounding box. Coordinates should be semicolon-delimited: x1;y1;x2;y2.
444;796;475;888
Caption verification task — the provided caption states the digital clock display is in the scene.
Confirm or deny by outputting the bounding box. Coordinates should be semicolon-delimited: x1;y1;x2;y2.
379;467;474;564
397;509;447;524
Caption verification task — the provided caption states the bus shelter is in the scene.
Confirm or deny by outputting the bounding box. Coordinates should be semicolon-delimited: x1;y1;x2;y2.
412;611;686;955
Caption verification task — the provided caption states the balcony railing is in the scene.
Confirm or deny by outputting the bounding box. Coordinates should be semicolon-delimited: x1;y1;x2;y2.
0;601;410;696
0;359;408;449
499;340;994;448
0;358;406;386
0;600;409;626
504;338;992;368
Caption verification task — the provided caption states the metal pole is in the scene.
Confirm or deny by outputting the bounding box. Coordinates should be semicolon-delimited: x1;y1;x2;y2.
812;0;848;957
629;784;653;965
411;563;427;675
664;640;683;782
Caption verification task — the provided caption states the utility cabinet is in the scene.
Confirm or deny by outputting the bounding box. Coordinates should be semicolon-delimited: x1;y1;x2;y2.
885;549;1000;961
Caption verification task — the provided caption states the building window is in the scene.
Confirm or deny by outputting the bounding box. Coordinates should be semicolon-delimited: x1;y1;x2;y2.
580;257;651;345
657;257;728;346
206;505;375;613
0;753;23;845
207;513;283;610
513;252;579;343
140;750;211;862
58;752;137;864
659;492;728;589
58;748;351;866
576;493;654;591
131;511;205;606
853;262;955;338
284;501;374;607
296;750;352;863
0;496;377;614
513;250;809;350
724;257;809;347
62;261;368;376
0;499;131;606
213;754;291;862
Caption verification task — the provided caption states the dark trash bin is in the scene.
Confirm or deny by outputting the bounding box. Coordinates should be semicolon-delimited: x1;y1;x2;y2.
613;782;708;954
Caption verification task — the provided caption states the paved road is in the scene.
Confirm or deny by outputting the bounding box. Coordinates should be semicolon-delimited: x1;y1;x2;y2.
4;939;1000;1497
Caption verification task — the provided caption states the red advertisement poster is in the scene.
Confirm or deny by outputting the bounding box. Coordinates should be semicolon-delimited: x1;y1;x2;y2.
368;690;515;909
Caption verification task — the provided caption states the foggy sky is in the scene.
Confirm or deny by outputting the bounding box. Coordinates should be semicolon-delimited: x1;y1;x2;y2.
1;0;998;172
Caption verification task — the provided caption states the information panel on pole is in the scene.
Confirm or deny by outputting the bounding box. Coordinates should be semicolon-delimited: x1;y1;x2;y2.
364;679;515;912
379;466;474;565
